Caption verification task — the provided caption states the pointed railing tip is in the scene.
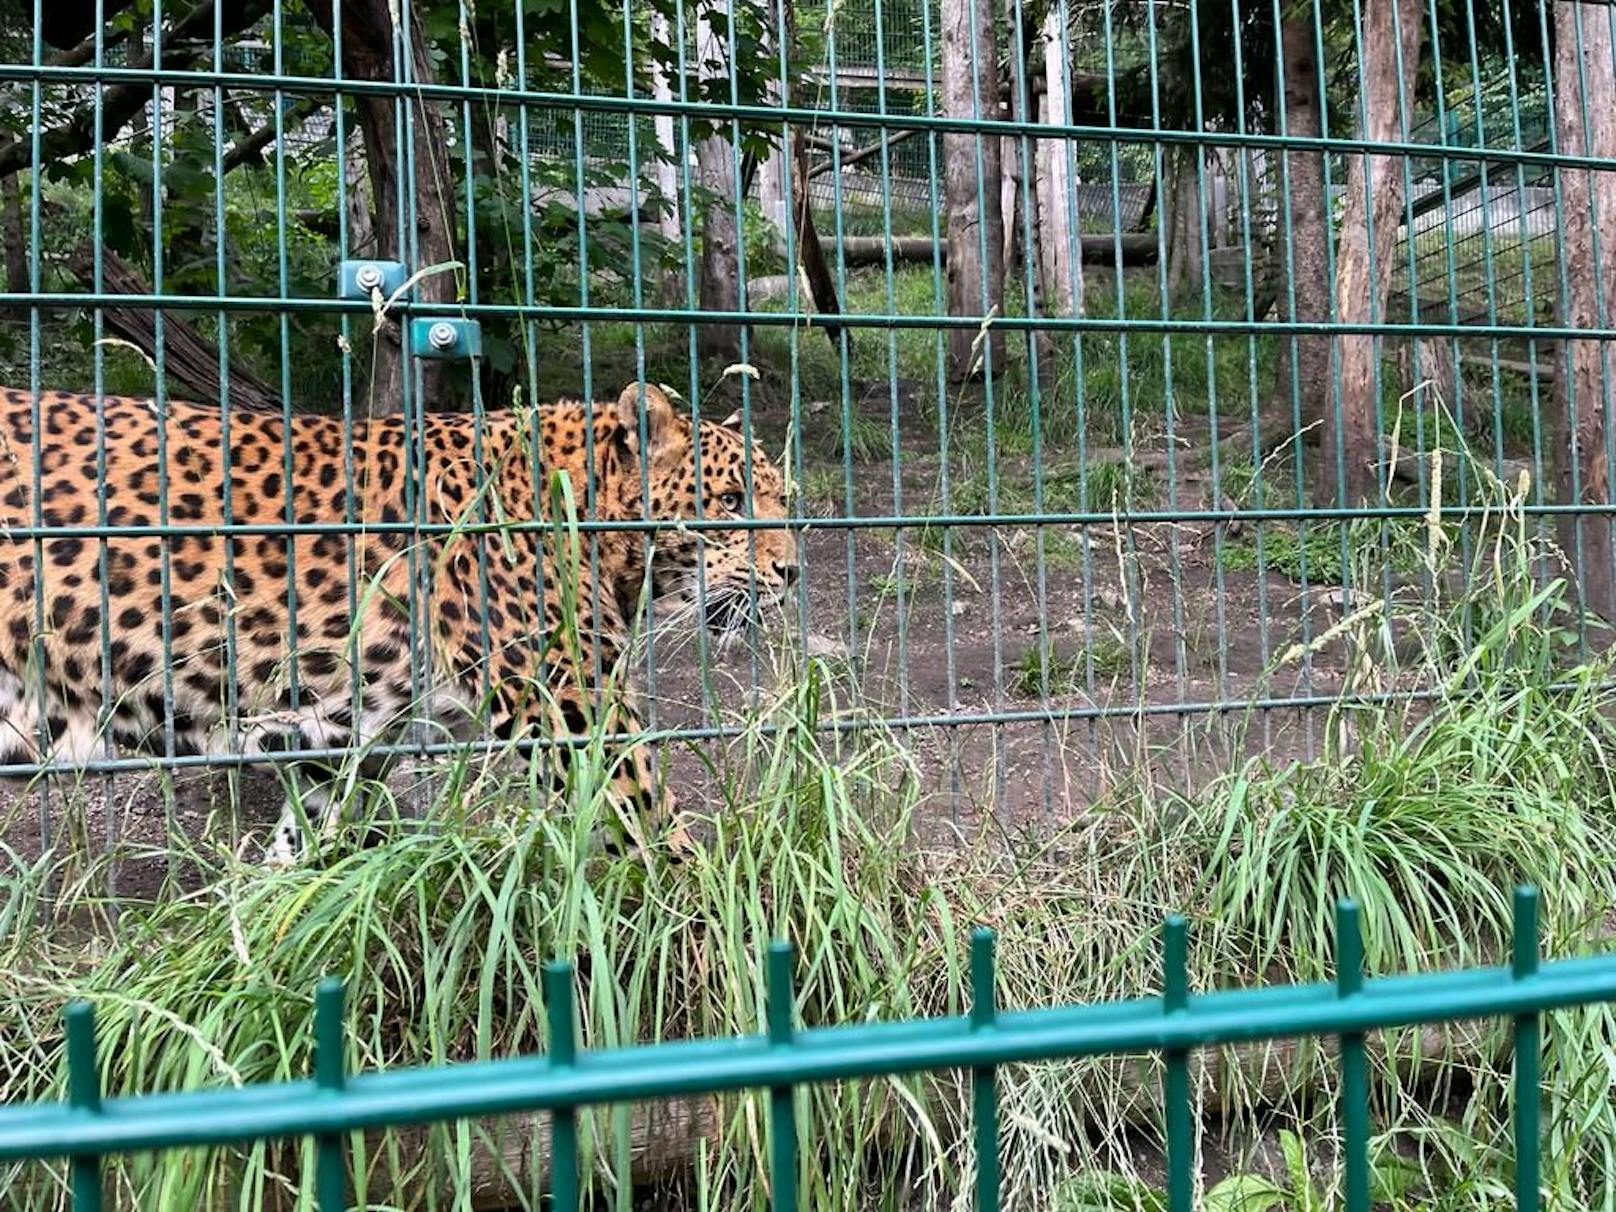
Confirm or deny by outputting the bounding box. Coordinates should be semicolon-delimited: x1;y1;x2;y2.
1513;885;1540;979
544;960;577;1065
314;977;346;1092
767;940;796;1046
971;927;996;1028
1163;914;1188;1012
65;999;100;1112
1336;899;1364;995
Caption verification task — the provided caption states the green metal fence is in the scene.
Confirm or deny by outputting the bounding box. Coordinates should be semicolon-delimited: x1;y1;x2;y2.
0;0;1615;847
0;886;1609;1210
4;3;1616;1206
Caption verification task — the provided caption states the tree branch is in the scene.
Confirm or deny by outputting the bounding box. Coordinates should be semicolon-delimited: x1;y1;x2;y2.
805;128;921;179
68;240;280;412
0;0;273;179
220;95;325;174
35;29;131;70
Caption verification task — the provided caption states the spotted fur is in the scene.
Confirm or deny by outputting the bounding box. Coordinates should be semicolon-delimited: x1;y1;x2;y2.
0;382;797;859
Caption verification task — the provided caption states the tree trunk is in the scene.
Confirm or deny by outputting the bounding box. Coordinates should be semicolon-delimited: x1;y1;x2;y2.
1328;0;1425;506
693;6;742;364
1001;1;1028;305
1035;7;1081;318
940;0;1004;380
1;173;25;294
649;9;683;250
1397;336;1455;417
790;130;844;348
303;0;459;415
1269;5;1332;486
67;242;281;411
1000;137;1022;296
1162;146;1203;307
1552;0;1616;627
343;130;378;260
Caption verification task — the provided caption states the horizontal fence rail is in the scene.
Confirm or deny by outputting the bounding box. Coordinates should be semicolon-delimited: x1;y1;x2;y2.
10;61;1616;170
0;888;1601;1210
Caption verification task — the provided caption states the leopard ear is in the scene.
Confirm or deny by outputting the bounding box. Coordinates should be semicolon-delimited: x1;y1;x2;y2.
719;410;743;430
614;382;677;453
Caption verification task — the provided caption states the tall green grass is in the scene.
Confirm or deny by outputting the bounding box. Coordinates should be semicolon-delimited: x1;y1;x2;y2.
3;474;1616;1209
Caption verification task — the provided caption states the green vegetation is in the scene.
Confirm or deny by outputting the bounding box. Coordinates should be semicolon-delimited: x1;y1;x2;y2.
4;484;1616;1208
1009;627;1133;696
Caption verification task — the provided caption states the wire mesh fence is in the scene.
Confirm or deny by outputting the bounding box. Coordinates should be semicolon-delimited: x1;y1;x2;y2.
0;0;1614;863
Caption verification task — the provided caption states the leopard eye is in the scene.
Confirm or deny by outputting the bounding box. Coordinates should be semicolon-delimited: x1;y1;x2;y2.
718;491;743;513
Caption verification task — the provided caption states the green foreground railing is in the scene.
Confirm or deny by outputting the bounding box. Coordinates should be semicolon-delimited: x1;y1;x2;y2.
1;887;1612;1211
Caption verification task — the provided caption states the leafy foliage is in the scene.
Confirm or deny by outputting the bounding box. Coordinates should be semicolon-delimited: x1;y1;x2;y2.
0;0;788;404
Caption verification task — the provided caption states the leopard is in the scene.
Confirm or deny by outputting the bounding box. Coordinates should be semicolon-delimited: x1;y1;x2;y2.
0;380;798;862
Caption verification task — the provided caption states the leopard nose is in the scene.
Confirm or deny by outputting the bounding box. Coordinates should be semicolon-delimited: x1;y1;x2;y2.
772;557;799;586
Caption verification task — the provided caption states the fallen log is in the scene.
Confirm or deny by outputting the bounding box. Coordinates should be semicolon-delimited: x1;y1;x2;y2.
324;1021;1494;1208
66;241;281;412
1378;434;1533;490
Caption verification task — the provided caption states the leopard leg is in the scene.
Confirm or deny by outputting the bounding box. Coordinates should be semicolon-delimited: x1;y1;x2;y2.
526;682;688;860
263;754;392;866
265;760;343;867
602;702;693;859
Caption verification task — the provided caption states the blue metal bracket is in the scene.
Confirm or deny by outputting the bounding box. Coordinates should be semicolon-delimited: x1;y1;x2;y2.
338;259;409;302
409;317;481;360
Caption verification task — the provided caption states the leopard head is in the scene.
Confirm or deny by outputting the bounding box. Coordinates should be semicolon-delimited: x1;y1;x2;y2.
613;382;798;634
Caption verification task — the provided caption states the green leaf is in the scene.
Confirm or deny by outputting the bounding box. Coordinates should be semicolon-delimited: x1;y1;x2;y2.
1054;1171;1168;1212
1204;1173;1288;1212
1277;1131;1324;1212
1370;1152;1426;1203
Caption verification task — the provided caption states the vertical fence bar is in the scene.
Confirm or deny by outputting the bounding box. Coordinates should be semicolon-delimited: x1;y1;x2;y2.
25;0;49;877
1162;914;1192;1212
65;1002;102;1212
1337;899;1370;1212
314;978;347;1212
767;941;798;1212
1513;885;1541;1212
970;928;1000;1212
545;961;580;1212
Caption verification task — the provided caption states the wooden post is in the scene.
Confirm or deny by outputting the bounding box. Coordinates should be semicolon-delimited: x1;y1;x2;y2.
1035;6;1080;318
1328;0;1425;505
940;0;1005;381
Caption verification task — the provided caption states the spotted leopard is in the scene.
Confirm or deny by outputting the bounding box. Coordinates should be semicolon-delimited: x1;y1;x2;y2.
0;381;797;860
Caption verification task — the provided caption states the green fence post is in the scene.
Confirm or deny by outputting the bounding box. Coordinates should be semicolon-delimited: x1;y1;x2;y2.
314;978;347;1212
1337;900;1369;1212
1162;915;1192;1212
970;928;1000;1212
64;1001;101;1212
767;941;798;1212
1513;886;1541;1212
545;961;580;1212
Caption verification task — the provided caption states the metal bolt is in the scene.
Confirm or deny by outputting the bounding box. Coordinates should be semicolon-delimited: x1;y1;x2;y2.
354;264;384;291
428;322;458;351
